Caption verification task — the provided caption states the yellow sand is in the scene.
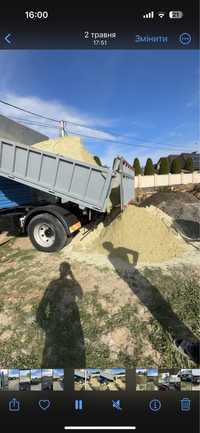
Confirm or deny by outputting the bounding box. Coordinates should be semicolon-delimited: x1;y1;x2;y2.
33;136;97;165
73;205;186;264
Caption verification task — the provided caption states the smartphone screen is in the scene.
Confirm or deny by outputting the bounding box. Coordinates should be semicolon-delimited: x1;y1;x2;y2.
0;3;199;432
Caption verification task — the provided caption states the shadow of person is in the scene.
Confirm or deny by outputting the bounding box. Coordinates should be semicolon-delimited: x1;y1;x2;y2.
36;262;85;368
103;241;197;343
103;241;139;266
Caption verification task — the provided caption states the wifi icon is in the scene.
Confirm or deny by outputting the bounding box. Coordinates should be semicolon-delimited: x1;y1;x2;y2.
158;11;165;18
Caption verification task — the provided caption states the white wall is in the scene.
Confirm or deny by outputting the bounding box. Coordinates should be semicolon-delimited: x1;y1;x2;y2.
135;172;200;188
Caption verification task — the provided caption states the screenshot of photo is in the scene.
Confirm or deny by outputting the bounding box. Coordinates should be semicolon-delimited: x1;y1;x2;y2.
0;4;199;433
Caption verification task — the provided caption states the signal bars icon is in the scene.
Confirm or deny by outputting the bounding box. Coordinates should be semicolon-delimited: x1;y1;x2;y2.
143;11;154;19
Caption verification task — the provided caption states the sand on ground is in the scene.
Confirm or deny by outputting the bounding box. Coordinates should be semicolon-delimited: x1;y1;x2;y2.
70;205;187;264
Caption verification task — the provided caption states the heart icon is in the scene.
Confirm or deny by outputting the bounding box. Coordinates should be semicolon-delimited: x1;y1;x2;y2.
38;400;51;411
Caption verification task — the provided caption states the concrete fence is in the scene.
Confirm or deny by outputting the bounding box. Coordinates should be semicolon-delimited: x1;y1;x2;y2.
135;171;200;189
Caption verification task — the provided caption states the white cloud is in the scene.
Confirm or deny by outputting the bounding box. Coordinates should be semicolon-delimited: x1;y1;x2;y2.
68;124;115;141
0;92;116;140
0;92;198;168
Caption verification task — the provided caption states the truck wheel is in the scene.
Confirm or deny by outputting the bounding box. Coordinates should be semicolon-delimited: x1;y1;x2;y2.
28;213;69;252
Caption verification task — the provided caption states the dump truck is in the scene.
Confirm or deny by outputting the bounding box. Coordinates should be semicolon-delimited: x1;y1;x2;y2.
0;138;135;252
191;369;200;384
178;369;200;384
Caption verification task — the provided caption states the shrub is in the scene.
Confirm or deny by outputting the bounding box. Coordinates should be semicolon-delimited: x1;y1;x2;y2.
144;158;154;175
184;157;194;172
171;158;181;174
159;157;169;174
133;158;142;175
93;155;102;166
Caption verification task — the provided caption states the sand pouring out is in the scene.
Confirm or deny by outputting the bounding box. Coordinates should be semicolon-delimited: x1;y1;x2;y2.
33;137;187;265
71;205;186;265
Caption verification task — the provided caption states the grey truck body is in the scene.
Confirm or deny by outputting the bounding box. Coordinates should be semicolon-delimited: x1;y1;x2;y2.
0;138;135;212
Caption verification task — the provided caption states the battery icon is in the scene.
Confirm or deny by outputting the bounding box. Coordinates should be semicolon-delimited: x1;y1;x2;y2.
180;398;191;411
169;11;183;19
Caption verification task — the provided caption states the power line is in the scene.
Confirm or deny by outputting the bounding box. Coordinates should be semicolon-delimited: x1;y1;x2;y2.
13;117;193;151
6;115;58;129
65;125;198;152
0;99;59;123
68;131;187;151
8;116;188;151
0;98;193;151
64;121;186;150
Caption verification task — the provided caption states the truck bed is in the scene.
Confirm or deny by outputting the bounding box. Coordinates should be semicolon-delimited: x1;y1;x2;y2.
0;138;134;212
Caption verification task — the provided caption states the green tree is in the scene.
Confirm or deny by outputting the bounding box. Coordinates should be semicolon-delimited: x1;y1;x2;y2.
93;155;102;166
159;157;169;174
144;158;154;175
133;158;142;175
184;157;194;172
171;158;181;174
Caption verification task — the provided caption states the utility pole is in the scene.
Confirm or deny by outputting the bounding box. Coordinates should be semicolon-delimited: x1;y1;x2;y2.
59;120;67;137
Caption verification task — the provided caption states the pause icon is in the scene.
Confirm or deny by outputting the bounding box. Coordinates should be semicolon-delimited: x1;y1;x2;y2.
143;11;154;19
75;400;83;411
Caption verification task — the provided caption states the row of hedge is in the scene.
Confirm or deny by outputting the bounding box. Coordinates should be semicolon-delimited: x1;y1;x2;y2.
133;157;194;175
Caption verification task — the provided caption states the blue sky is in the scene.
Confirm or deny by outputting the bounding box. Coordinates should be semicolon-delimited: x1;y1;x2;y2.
147;368;158;377
0;50;199;165
53;369;64;377
31;369;42;378
20;369;31;377
9;369;19;377
102;368;125;375
42;369;53;376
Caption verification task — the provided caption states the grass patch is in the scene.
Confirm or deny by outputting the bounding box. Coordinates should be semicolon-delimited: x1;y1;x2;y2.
142;266;200;367
85;342;111;367
0;239;199;368
0;268;15;279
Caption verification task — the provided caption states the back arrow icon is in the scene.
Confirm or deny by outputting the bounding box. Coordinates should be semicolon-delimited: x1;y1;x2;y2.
5;33;12;44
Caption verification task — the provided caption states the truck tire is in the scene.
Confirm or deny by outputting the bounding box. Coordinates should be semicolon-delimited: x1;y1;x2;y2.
27;213;69;252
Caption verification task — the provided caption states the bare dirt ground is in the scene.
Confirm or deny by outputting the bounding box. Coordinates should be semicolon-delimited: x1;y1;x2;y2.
140;191;200;240
0;227;199;369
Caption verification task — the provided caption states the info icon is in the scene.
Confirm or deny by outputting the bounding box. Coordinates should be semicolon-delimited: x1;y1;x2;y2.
149;399;161;412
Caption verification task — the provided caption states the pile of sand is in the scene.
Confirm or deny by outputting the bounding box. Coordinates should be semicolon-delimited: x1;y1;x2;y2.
33;136;97;165
72;205;186;264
